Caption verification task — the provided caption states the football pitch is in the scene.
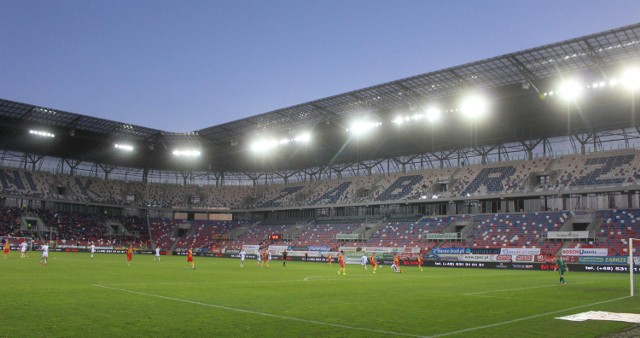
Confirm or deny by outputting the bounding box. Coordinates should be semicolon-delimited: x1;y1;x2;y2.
3;252;639;337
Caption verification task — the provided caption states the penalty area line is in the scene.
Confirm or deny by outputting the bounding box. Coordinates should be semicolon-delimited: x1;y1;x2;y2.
92;284;425;338
462;282;594;296
430;295;631;337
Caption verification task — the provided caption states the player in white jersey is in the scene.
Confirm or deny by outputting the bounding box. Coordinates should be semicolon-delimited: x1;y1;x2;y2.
90;242;96;258
361;254;368;270
154;246;161;261
257;250;262;266
239;249;246;268
40;243;49;266
20;241;28;258
267;251;272;264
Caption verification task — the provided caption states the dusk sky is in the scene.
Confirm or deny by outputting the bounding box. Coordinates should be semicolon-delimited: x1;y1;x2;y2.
2;1;639;132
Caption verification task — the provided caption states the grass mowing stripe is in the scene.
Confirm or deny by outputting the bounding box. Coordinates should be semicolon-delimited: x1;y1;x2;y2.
93;283;427;338
430;295;632;337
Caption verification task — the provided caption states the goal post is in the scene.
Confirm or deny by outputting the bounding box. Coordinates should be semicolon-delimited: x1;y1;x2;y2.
630;238;640;297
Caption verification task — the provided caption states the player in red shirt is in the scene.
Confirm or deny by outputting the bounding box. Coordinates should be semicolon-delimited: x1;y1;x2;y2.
185;247;195;270
369;253;377;273
260;250;269;268
417;255;423;272
126;244;133;266
3;239;9;259
392;254;402;273
327;253;333;267
337;250;346;276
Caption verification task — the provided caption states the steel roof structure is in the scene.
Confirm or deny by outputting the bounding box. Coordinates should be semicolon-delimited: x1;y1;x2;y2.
1;23;640;173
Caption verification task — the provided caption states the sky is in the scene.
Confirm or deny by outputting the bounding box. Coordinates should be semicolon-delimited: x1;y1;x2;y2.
1;1;640;133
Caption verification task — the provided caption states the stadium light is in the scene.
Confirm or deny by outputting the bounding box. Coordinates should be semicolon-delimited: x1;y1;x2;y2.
425;107;442;123
114;143;134;152
346;119;382;136
293;132;311;143
460;94;488;119
622;67;640;92
172;149;201;157
558;80;583;101
29;129;55;138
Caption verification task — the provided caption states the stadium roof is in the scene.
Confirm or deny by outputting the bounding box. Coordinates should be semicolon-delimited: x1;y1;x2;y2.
1;23;640;172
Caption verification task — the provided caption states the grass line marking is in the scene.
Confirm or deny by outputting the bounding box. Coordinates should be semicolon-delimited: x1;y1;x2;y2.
463;282;594;296
430;295;631;337
93;283;426;337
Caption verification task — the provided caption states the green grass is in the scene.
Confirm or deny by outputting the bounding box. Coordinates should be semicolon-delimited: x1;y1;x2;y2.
2;252;639;337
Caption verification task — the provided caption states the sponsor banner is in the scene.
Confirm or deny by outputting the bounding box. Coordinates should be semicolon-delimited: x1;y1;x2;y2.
224;249;240;254
432;248;469;255
291;246;308;251
308;246;330;252
357;247;402;253
561;248;608;256
460;254;496;262
426;233;458;240
242;245;260;253
578;256;629;265
470;248;501;255
268;245;289;253
547;231;590;239
496;255;512;262
500;248;540;255
514;255;534;262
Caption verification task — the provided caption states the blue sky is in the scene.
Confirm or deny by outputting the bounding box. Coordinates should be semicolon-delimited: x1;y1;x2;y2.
1;1;639;132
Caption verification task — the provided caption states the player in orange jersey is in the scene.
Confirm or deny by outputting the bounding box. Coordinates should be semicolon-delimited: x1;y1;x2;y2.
126;244;133;266
392;254;402;273
369;253;378;273
3;238;9;259
337;250;346;275
185;247;195;270
260;250;269;268
327;253;332;267
417;254;423;272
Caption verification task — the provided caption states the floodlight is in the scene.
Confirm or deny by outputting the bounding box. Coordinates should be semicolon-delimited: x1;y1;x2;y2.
425;107;442;123
294;132;311;143
559;80;583;101
622;67;640;92
114;144;134;152
250;138;277;152
29;129;55;138
460;95;488;119
172;149;201;157
347;120;381;136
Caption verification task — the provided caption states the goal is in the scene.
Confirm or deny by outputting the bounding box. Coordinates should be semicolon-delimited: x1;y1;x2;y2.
3;236;35;251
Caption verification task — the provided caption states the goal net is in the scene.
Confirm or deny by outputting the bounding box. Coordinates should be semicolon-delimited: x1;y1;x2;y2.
3;236;35;252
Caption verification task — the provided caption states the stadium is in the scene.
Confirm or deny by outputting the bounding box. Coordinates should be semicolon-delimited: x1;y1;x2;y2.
3;23;640;337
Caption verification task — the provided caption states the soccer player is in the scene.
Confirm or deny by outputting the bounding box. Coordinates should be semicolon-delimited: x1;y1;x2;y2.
268;251;272;266
327;253;332;267
3;238;9;259
240;249;246;268
417;254;423;272
261;250;269;268
126;244;133;266
337;250;346;275
391;254;402;273
360;254;368;270
369;253;378;273
154;245;161;262
90;242;96;258
40;242;49;266
185;247;195;270
282;250;287;267
257;250;262;266
20;240;28;258
556;255;568;285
